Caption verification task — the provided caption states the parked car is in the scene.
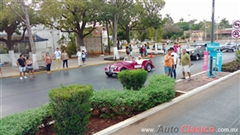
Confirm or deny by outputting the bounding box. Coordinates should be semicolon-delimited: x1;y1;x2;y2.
185;43;207;60
220;42;238;52
152;44;162;50
104;58;155;77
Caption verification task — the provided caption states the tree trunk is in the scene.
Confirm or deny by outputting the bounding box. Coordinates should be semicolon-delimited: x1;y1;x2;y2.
106;21;111;55
77;34;86;52
112;12;120;60
126;26;130;44
21;0;35;52
6;33;14;50
154;28;158;54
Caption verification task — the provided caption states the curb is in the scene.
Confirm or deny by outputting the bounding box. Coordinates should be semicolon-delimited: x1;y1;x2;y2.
1;61;116;79
1;56;162;79
93;70;240;135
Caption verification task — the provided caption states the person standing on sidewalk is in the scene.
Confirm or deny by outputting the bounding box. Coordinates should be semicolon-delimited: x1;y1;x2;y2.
76;49;82;66
180;49;192;80
16;54;27;80
61;50;69;68
164;49;174;76
26;56;35;78
81;50;87;65
45;52;52;75
54;48;61;69
169;47;178;79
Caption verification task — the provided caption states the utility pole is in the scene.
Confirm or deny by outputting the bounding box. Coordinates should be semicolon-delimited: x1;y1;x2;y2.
205;21;207;41
210;0;215;76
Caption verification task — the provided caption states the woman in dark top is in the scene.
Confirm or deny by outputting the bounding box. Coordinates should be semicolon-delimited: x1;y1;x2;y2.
26;56;35;78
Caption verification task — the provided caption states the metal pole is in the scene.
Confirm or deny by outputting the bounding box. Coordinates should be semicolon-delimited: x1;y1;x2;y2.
205;22;207;41
210;0;215;76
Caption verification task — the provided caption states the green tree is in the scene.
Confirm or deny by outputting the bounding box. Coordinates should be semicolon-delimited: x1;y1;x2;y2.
39;0;100;49
219;18;231;28
139;0;166;46
0;0;42;50
118;1;143;43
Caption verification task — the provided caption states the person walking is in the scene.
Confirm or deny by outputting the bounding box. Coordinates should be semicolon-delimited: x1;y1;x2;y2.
45;52;52;75
26;56;35;78
173;42;178;53
162;43;166;54
16;54;27;80
61;50;69;68
164;49;174;76
129;44;133;56
126;46;130;56
54;48;61;69
170;47;178;79
180;49;192;80
76;49;82;66
81;50;87;65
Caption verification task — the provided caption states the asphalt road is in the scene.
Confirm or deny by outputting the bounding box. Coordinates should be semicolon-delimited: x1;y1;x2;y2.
0;52;236;117
112;73;240;135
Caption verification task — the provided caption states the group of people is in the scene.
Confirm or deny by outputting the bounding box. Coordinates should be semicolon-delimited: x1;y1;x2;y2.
14;48;88;79
16;54;36;79
164;47;192;80
45;48;87;75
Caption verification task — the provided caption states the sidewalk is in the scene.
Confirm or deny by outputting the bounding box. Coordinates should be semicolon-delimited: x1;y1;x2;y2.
1;53;128;78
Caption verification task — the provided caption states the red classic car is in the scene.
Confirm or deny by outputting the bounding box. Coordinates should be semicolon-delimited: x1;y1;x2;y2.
104;59;155;77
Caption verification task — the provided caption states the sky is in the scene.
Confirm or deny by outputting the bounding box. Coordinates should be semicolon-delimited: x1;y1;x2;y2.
161;0;240;24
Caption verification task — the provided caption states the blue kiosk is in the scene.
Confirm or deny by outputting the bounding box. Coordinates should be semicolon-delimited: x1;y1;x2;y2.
207;42;222;77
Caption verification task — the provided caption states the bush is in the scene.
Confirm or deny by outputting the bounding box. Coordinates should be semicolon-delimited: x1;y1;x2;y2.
0;105;50;135
90;89;149;118
236;50;240;64
141;74;176;108
48;84;93;135
118;69;148;90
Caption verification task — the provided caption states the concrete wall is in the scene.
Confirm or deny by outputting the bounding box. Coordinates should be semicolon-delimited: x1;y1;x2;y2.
0;53;20;65
83;37;103;54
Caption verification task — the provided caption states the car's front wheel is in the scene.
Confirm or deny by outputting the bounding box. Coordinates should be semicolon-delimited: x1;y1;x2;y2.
146;64;152;72
105;72;113;77
195;55;200;61
232;48;236;52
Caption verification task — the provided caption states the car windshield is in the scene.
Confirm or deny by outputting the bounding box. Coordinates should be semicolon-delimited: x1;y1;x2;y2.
224;42;231;46
190;45;201;48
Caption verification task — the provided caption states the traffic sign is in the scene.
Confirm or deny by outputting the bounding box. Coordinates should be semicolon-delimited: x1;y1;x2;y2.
232;30;240;38
232;20;240;29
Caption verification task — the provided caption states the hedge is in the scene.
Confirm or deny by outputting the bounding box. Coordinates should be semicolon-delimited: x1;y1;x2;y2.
0;104;50;135
118;69;148;90
90;89;149;118
91;74;176;118
48;84;93;135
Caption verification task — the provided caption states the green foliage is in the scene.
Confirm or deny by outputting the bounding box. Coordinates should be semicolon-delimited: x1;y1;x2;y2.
48;84;93;135
58;34;77;58
91;74;176;118
141;74;176;108
90;89;149;118
0;105;50;135
236;50;240;64
118;69;148;90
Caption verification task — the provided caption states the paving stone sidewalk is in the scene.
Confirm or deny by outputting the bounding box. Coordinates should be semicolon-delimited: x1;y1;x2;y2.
175;72;230;92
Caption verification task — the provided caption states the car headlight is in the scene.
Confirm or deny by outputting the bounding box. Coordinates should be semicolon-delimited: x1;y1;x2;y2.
191;51;195;54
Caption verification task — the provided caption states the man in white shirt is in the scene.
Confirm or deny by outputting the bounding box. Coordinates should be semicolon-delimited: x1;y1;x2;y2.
170;47;178;79
54;48;61;69
76;49;82;66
